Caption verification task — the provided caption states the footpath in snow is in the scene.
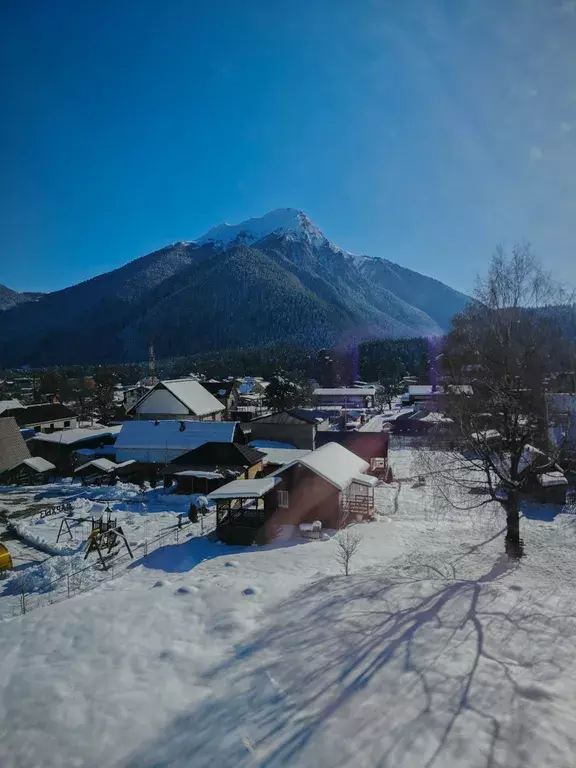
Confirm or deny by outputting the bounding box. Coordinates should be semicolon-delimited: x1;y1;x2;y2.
1;446;576;767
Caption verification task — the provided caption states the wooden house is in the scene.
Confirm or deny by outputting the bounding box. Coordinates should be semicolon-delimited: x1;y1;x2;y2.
3;403;78;433
162;442;265;494
209;442;378;545
127;379;225;422
27;425;122;474
249;409;330;450
315;429;389;474
0;417;56;485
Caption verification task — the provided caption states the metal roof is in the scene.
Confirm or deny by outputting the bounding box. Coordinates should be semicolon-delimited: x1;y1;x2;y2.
115;420;238;452
208;477;281;499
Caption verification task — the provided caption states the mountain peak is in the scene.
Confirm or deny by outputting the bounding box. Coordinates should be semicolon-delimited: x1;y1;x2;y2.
195;208;341;251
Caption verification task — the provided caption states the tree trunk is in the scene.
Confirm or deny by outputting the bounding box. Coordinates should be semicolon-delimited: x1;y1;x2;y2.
504;490;524;559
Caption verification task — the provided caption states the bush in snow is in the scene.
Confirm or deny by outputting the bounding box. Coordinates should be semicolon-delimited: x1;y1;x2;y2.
334;527;361;576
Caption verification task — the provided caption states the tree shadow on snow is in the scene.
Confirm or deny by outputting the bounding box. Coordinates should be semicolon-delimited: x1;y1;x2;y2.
122;550;576;768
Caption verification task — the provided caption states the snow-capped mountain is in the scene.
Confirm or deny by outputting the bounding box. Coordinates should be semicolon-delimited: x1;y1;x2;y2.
0;209;469;366
196;208;347;254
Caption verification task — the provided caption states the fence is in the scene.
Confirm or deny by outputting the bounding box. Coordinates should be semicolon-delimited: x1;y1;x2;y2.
1;514;217;620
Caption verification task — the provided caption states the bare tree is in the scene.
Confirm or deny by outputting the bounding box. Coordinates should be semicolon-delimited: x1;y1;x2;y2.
335;527;361;576
418;244;574;559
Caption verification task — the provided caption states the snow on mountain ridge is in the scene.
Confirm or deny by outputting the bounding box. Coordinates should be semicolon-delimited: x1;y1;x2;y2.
196;208;351;254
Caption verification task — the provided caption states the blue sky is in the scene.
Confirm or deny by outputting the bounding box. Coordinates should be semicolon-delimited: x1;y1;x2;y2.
1;0;576;294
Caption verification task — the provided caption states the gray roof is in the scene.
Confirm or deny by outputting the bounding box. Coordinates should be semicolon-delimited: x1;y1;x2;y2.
0;417;32;474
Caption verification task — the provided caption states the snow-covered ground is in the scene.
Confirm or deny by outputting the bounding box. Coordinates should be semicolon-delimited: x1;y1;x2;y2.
2;445;576;767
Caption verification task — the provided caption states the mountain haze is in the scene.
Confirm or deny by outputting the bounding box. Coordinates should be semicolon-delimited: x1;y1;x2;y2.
0;209;469;366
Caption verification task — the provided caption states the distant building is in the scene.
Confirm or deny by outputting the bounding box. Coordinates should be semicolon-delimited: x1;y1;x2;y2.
312;387;375;410
199;381;239;418
126;379;225;422
249;409;331;450
3;403;78;433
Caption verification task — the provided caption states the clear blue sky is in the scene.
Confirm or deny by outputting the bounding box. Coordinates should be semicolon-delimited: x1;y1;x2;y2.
2;0;576;294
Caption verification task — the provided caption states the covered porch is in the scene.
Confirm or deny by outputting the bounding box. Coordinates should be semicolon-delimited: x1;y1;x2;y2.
340;476;378;524
208;477;281;546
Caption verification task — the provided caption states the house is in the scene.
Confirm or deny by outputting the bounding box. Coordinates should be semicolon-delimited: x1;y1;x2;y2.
402;385;444;410
199;381;239;418
249;409;330;450
0;417;56;485
73;458;136;486
27;425;122;473
114;420;244;464
312;387;376;410
256;447;312;475
209;442;378;545
315;429;389;473
3;403;78;433
126;379;225;422
162;442;265;494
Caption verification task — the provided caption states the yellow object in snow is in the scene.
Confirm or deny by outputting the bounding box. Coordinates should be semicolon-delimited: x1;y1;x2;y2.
0;542;13;571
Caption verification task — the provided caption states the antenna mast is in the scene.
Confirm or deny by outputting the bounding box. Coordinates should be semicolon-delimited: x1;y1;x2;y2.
148;337;158;385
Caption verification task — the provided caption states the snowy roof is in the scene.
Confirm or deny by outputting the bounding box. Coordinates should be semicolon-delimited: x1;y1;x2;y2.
313;388;375;397
30;425;122;445
75;458;117;473
408;385;441;396
176;470;224;479
115;420;238;452
0;399;22;414
208;477;281;499
273;442;372;491
259;448;312;466
21;456;55;473
134;379;225;417
538;471;568;487
471;429;501;442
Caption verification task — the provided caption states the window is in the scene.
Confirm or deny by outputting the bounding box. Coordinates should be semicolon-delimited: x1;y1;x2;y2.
50;424;55;429
64;420;70;428
277;490;289;508
34;426;41;432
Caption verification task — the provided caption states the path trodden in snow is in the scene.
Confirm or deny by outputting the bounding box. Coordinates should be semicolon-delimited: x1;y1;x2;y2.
1;448;576;768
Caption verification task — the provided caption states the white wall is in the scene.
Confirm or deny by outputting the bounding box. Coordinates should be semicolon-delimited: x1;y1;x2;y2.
136;389;188;416
34;418;79;433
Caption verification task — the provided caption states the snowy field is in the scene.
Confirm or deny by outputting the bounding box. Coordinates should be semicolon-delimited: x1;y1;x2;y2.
2;445;576;767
